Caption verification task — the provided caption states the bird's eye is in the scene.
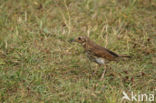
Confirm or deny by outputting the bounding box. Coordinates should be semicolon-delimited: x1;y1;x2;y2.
78;37;81;40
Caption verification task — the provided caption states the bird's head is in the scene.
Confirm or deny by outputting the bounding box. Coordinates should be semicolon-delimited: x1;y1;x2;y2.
70;36;89;45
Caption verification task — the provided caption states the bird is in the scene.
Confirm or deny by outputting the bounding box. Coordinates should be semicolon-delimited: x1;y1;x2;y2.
70;36;131;80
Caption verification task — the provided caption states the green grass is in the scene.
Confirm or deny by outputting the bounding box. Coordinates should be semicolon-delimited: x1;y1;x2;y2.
0;0;155;103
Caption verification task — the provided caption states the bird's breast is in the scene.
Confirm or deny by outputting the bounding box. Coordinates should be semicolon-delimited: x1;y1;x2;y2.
85;51;105;65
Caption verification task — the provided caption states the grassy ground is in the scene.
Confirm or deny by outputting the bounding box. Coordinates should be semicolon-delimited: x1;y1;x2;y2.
0;0;156;103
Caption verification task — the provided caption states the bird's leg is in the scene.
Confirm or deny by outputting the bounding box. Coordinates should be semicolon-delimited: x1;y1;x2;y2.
88;61;93;73
93;64;101;75
100;65;107;80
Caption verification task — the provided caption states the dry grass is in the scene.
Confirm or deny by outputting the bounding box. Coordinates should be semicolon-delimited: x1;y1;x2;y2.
0;0;156;102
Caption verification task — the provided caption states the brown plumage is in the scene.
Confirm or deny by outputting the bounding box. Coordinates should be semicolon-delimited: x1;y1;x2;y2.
71;36;130;62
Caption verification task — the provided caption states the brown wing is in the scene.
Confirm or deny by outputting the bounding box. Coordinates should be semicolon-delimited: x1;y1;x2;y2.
90;45;119;61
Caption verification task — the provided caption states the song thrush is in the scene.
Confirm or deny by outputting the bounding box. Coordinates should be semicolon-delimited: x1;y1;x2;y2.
70;36;130;79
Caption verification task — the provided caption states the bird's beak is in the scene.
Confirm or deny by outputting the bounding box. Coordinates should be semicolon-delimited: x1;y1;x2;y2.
69;38;75;43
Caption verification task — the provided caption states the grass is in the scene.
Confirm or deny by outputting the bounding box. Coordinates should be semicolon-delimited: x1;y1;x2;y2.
0;0;155;102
